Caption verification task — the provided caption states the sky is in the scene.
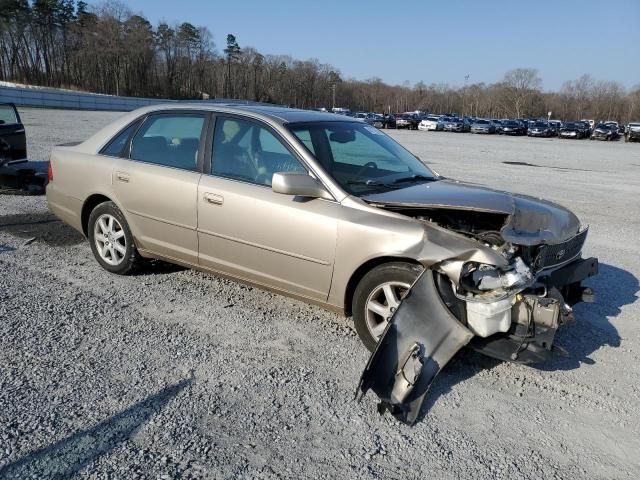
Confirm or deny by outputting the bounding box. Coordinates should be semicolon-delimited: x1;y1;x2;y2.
119;0;639;91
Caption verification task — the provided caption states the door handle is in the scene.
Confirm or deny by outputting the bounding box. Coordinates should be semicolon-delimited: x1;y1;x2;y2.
115;171;130;183
203;192;224;205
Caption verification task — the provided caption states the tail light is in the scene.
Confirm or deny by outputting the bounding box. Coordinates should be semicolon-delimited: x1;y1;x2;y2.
47;160;53;182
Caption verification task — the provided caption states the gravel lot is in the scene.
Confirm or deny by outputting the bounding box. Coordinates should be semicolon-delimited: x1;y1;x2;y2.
1;108;639;479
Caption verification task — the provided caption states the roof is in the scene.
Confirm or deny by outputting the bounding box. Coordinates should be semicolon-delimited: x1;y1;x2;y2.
139;103;354;125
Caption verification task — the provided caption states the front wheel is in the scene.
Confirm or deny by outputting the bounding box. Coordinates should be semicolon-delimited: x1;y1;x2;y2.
88;201;140;274
353;262;423;351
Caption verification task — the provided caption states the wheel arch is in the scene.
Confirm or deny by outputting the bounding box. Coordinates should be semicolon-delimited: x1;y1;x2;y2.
81;193;113;237
343;256;422;317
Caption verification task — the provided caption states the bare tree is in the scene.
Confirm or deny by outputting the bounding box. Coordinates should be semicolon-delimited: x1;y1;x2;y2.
501;68;542;118
0;2;636;121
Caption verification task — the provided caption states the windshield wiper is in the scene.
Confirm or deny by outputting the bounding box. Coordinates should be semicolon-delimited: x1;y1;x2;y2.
392;174;436;185
346;179;385;186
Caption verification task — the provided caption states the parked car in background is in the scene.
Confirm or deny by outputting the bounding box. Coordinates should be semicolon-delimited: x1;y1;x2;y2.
548;120;563;136
516;119;529;133
590;123;619;141
418;115;443;131
581;119;595;130
528;121;554;137
604;121;624;135
575;121;591;137
625;122;640;142
331;107;351;115
491;119;503;133
382;114;397;129
442;117;469;132
559;122;586;139
499;120;526;135
364;113;386;129
470;119;496;134
395;114;413;129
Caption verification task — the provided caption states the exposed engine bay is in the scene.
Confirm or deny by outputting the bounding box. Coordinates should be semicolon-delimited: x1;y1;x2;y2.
358;202;599;424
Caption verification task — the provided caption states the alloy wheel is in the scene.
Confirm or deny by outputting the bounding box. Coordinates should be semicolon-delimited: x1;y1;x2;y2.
365;281;411;339
93;213;127;266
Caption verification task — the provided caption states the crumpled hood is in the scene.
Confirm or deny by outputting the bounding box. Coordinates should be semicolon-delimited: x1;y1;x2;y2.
363;179;581;246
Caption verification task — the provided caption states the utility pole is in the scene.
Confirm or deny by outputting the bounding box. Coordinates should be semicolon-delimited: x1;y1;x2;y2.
331;84;336;110
463;74;469;116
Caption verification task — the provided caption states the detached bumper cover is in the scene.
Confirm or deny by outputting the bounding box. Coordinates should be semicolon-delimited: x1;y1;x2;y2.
357;270;473;425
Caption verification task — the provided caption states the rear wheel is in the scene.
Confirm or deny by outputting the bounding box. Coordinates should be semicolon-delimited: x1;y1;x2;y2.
353;262;423;351
88;201;140;274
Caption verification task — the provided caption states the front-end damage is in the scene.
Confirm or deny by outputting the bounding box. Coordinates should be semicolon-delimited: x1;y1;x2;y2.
358;194;598;424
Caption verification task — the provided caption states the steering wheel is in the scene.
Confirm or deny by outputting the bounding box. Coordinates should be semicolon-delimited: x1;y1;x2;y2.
356;161;378;177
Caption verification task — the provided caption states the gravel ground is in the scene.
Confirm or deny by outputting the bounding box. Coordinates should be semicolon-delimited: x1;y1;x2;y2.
1;108;639;479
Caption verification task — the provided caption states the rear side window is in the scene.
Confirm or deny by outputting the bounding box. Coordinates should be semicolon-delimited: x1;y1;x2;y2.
0;104;18;125
100;122;139;157
130;114;205;171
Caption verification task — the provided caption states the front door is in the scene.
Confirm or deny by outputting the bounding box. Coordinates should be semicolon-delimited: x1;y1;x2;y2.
197;115;338;301
112;112;206;264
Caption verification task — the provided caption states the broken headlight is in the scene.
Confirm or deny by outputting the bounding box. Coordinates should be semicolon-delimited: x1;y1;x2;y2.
460;257;533;296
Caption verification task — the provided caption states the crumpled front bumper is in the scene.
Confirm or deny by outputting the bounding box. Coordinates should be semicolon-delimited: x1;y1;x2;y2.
357;270;474;425
470;257;599;364
357;256;598;424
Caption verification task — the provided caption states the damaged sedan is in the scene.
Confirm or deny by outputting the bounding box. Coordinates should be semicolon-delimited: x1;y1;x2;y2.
47;105;598;424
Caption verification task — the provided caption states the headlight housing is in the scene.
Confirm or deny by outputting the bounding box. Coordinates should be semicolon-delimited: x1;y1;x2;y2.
459;258;533;298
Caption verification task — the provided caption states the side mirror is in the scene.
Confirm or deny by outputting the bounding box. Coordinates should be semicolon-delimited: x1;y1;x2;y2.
272;172;332;200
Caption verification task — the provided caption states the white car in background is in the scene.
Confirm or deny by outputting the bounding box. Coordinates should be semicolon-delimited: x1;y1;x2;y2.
418;115;443;131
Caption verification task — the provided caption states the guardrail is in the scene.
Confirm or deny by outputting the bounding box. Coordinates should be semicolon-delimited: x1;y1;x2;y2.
0;84;272;112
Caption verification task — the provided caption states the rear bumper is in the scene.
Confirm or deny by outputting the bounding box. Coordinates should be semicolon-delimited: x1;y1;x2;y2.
469;257;599;364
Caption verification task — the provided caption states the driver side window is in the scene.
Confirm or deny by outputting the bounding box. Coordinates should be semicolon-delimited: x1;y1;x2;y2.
211;117;306;186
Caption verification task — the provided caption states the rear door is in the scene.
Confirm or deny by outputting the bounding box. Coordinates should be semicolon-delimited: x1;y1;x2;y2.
0;103;26;162
111;111;208;264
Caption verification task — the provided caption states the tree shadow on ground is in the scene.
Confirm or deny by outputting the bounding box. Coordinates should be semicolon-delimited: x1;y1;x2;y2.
0;377;193;479
416;261;637;421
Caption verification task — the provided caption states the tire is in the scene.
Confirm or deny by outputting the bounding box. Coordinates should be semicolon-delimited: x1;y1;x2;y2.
352;262;423;351
88;201;140;275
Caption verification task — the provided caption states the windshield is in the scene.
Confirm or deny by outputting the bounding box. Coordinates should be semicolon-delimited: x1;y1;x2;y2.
595;124;609;129
534;122;548;128
563;123;576;128
288;121;436;196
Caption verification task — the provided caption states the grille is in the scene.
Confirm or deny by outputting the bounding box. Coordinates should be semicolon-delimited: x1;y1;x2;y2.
533;228;588;270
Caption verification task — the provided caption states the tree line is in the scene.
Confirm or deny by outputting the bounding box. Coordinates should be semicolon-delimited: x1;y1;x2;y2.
1;0;639;122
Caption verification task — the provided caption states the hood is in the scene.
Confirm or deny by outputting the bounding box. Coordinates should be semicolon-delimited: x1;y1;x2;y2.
363;179;581;245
